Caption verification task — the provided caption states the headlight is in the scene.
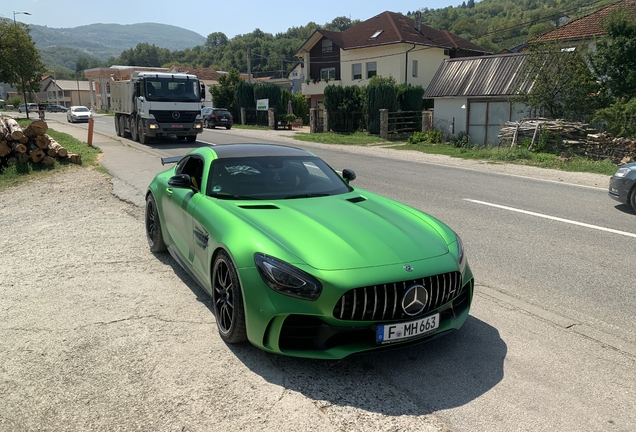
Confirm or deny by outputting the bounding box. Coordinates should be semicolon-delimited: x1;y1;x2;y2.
254;253;322;300
614;167;632;178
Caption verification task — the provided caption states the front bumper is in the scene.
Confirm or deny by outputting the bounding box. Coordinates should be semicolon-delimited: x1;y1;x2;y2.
144;119;203;137
609;176;635;204
237;256;474;359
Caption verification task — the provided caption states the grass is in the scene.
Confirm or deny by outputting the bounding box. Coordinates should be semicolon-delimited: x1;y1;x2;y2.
232;124;271;131
293;131;390;146
287;131;618;176
0;119;103;191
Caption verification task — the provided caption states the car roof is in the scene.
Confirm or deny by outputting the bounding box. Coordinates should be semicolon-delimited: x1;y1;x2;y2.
209;144;313;159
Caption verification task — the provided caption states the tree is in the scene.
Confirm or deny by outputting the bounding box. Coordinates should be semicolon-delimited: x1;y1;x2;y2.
590;9;636;102
0;21;46;105
205;32;229;50
210;69;243;116
513;42;600;122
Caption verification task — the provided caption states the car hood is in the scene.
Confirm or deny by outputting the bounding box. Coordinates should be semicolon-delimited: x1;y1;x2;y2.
222;193;450;271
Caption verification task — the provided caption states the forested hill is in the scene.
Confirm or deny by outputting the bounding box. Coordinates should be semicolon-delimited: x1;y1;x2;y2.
413;0;618;52
30;22;206;61
35;0;621;78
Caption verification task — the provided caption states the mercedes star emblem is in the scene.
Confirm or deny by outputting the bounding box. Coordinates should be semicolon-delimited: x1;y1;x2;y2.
401;284;428;316
172;111;181;120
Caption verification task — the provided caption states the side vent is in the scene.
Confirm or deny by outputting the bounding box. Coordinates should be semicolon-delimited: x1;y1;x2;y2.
347;196;367;203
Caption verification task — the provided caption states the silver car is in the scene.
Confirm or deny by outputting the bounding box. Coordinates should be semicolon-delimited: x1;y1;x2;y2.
67;106;93;123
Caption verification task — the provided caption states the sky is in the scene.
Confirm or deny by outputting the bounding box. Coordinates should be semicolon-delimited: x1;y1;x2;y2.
2;0;459;39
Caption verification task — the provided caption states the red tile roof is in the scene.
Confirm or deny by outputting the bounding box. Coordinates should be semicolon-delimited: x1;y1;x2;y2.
530;0;636;43
336;11;489;53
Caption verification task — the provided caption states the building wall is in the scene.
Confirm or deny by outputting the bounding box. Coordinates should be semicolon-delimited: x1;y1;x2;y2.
432;98;468;138
340;44;448;88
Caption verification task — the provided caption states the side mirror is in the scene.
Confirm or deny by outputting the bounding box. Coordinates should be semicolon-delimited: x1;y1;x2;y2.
168;174;192;188
342;168;356;183
200;83;206;100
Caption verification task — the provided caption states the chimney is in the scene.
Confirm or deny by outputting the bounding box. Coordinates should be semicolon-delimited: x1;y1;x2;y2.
415;11;422;33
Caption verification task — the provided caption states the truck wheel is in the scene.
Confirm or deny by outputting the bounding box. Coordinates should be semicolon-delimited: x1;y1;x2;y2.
186;135;197;143
114;115;121;136
119;116;130;139
130;115;139;142
138;118;149;144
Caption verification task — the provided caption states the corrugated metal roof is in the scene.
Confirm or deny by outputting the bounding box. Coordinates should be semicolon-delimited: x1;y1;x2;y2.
424;53;533;98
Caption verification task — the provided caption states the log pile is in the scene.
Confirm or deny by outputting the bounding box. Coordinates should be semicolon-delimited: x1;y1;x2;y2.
0;116;81;168
498;118;636;164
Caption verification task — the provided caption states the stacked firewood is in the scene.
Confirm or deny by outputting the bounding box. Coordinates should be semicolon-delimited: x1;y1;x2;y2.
0;117;82;167
498;118;635;164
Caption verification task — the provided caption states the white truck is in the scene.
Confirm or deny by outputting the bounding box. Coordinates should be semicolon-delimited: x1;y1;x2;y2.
111;71;205;143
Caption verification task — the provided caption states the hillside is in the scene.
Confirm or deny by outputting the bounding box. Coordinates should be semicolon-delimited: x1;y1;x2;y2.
30;22;206;61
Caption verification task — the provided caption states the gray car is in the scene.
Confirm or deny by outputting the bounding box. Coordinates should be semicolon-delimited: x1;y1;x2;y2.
609;162;636;212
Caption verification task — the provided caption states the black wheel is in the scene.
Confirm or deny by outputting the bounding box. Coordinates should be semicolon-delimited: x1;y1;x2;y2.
130;115;139;142
629;187;636;213
225;125;231;130
186;135;197;143
114;115;121;136
203;119;209;128
212;251;247;343
145;194;167;253
138;118;149;144
119;116;130;138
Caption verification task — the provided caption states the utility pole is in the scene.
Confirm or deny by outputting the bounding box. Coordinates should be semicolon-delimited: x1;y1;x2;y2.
14;11;32;119
247;48;252;84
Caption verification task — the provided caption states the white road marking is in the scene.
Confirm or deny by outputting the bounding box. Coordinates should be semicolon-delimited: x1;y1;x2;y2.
465;199;636;238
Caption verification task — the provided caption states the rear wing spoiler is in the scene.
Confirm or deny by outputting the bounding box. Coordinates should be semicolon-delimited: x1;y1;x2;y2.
161;156;182;165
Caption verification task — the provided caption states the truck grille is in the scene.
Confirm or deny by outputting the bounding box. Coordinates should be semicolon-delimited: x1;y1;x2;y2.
333;271;463;321
150;110;199;123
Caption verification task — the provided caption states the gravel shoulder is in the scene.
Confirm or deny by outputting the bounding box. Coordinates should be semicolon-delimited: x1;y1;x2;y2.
0;167;448;431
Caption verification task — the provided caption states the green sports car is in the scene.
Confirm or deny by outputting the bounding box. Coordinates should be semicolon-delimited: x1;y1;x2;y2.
145;144;474;359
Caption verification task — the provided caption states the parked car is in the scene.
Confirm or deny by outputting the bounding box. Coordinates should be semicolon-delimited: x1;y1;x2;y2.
47;104;68;113
67;106;93;123
145;144;474;359
202;107;233;129
609;162;636;212
18;103;38;113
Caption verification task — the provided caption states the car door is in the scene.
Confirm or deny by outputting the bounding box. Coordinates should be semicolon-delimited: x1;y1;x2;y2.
161;156;204;269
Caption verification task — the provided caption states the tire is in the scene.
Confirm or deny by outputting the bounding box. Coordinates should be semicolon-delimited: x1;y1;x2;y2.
186;135;197;143
119;116;130;138
114;115;121;136
212;251;247;344
130;115;139;142
225;125;231;130
138;117;148;144
630;186;636;213
203;119;209;128
145;194;167;253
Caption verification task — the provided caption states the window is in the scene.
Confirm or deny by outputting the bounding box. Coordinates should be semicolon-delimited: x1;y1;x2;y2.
320;68;336;80
352;63;362;80
322;39;333;53
412;60;418;78
366;62;377;79
369;30;383;40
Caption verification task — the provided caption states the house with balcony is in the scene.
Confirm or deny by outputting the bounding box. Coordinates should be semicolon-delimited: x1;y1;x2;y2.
295;11;490;110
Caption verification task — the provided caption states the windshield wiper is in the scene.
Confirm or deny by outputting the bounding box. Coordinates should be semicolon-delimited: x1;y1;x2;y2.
283;193;330;199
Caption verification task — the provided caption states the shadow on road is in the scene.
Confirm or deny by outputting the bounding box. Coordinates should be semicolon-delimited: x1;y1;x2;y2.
158;251;505;416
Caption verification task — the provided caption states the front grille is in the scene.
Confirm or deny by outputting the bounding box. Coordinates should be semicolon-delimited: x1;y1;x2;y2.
150;110;200;123
333;271;463;321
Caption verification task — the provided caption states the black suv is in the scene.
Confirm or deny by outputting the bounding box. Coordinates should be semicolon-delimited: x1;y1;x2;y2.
202;107;233;129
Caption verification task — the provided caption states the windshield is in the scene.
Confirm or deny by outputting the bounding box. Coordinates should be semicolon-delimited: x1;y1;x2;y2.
74;107;90;112
144;78;200;102
208;156;352;200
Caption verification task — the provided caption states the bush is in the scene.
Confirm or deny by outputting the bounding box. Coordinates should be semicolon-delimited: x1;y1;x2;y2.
408;129;443;144
592;99;636;137
450;131;472;148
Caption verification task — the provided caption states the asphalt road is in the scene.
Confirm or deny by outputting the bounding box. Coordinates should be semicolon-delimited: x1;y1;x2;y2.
29;112;636;431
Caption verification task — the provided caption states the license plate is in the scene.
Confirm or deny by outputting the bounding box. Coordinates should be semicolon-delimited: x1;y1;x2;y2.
171;124;184;128
376;313;439;344
221;118;228;121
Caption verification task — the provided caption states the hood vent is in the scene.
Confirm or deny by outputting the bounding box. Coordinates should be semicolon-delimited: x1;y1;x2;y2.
347;196;367;203
237;204;279;210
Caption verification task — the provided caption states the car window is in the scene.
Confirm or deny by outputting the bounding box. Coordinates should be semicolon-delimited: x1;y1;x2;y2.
74;107;90;112
214;109;230;115
207;156;351;200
